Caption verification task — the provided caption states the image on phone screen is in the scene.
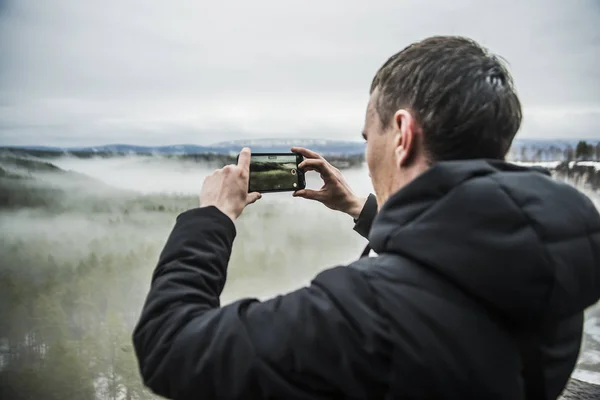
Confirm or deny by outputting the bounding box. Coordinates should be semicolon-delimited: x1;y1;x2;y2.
248;153;304;192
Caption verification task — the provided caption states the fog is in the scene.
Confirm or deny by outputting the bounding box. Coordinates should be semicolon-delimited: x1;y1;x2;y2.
50;155;375;197
1;0;599;396
46;156;375;300
1;155;599;399
0;155;377;398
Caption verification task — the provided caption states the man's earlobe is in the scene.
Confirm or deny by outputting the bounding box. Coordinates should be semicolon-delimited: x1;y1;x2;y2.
396;139;407;168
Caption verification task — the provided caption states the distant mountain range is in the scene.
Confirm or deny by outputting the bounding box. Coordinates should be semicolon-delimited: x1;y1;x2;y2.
1;139;367;156
2;137;598;157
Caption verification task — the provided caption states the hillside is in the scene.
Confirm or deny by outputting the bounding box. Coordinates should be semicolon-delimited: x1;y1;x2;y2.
5;137;599;163
0;150;363;213
0;154;190;213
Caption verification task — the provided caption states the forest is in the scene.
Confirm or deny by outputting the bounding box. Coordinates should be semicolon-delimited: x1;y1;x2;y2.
0;152;368;399
0;155;193;399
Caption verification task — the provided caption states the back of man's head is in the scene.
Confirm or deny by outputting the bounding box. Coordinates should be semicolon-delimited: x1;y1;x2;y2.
370;36;522;163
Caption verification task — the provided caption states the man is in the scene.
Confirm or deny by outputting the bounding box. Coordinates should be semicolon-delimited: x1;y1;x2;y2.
132;36;600;399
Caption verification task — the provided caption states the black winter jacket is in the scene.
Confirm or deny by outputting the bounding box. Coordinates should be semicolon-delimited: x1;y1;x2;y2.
132;160;600;399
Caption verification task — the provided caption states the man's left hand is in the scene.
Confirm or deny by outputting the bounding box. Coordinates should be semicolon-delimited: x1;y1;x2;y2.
199;147;261;222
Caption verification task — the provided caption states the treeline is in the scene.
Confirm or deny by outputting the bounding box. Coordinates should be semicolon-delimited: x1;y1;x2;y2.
553;161;600;191
573;141;600;161
508;140;600;162
0;149;365;170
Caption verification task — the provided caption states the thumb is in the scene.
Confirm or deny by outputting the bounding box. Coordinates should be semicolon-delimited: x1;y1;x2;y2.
246;192;262;205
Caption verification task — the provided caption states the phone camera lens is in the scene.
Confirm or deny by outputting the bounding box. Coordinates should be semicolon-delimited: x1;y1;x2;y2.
291;169;296;175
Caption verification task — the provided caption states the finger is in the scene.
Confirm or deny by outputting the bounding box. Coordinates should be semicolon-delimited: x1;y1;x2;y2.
293;188;325;201
246;192;262;205
291;147;323;160
237;147;251;171
298;159;334;180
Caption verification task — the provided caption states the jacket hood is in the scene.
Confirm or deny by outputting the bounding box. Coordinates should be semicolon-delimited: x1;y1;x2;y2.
369;159;600;325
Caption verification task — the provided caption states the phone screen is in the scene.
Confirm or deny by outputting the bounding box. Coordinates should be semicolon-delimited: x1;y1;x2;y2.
248;153;304;192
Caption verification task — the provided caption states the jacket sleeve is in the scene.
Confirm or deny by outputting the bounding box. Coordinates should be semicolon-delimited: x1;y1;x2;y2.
132;206;391;400
353;193;378;239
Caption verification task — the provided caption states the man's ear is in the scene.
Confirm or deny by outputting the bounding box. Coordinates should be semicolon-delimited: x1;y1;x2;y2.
393;109;417;167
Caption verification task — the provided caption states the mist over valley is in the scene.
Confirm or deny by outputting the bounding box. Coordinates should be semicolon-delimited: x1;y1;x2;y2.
1;142;600;398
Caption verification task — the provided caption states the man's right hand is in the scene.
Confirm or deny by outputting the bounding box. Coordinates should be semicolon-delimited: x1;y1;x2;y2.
291;147;368;220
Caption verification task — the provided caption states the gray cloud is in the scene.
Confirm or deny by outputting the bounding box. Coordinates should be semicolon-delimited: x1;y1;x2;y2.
1;0;599;146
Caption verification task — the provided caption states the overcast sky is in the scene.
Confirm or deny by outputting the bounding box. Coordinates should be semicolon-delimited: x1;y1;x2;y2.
1;0;599;146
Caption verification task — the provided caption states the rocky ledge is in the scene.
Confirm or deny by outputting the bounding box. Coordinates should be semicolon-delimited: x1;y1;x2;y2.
560;378;600;399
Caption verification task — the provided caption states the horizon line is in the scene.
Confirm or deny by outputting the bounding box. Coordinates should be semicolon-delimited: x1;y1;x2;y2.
2;136;600;149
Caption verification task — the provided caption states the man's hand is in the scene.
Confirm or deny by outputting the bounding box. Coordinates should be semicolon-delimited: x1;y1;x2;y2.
199;147;261;222
291;147;367;219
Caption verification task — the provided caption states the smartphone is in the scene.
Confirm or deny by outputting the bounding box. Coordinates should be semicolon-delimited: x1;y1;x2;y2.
238;152;306;193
